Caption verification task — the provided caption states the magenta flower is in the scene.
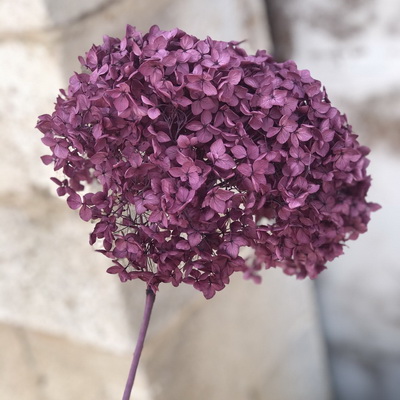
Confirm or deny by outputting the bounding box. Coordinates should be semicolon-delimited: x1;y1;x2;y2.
207;139;236;170
37;25;379;302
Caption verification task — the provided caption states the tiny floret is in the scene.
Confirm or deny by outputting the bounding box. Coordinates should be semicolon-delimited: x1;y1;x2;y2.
37;25;379;299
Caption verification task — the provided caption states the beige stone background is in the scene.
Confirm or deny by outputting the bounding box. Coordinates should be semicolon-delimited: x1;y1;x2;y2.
0;0;398;399
266;1;400;399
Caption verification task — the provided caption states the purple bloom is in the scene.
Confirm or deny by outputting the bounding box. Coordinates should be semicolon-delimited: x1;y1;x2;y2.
207;139;236;170
186;111;220;143
37;25;379;299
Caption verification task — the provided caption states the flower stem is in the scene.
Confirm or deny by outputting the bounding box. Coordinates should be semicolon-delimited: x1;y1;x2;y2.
122;287;156;400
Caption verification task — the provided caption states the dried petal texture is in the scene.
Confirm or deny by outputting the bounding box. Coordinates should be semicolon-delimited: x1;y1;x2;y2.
37;25;379;298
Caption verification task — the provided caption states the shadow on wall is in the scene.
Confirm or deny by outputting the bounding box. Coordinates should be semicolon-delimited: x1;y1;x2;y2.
264;0;400;399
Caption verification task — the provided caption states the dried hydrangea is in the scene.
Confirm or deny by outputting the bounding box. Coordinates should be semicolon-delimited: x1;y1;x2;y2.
37;25;379;299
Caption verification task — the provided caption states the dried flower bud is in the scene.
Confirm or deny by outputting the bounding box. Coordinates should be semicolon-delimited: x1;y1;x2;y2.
37;25;379;299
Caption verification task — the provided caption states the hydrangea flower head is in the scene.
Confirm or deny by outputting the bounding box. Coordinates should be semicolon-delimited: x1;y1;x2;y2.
37;25;379;299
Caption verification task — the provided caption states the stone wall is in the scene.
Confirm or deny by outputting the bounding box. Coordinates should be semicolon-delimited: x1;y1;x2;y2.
0;1;334;399
265;0;400;398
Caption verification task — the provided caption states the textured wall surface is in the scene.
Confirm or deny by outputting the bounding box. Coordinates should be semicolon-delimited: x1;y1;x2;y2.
266;0;400;399
0;1;332;399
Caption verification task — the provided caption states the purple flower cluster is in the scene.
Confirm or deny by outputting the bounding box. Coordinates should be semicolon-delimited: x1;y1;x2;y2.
37;25;379;298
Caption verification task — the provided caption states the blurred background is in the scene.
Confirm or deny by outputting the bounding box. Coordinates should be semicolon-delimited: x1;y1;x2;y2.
0;0;398;399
